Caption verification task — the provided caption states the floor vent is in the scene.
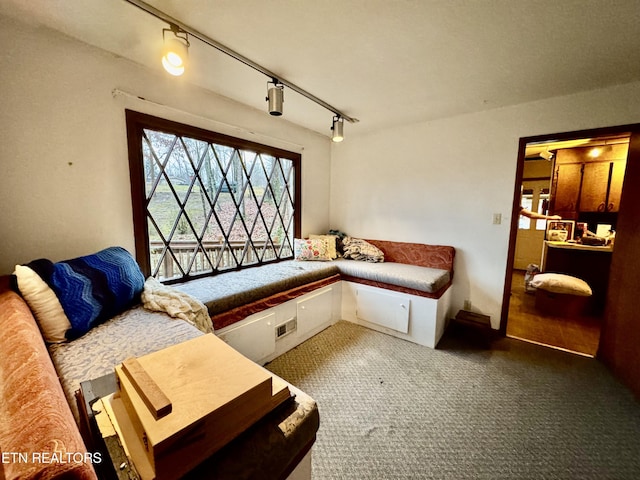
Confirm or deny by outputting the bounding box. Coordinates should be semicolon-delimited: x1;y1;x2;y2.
276;318;297;340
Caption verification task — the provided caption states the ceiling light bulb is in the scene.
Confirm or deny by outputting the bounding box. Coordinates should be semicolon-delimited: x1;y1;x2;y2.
331;116;344;142
162;35;188;76
589;147;602;158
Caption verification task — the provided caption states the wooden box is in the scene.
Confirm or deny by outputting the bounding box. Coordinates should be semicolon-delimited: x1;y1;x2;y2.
534;288;590;317
112;334;290;480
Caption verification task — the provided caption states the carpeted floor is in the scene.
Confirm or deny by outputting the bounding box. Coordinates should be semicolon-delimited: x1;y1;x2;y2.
265;321;640;479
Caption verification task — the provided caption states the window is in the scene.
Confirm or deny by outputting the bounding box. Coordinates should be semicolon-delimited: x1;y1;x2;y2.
126;110;301;282
519;187;550;231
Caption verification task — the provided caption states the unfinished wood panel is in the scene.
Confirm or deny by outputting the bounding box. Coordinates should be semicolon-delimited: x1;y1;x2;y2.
114;334;291;480
121;357;172;420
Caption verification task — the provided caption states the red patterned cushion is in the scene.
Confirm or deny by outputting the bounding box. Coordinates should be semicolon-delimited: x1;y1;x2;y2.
365;239;455;275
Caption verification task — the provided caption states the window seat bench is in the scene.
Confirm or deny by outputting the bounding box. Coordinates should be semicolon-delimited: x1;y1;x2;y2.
174;239;455;356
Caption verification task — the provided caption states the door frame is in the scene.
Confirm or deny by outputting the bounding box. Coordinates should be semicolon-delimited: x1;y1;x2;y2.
499;122;640;337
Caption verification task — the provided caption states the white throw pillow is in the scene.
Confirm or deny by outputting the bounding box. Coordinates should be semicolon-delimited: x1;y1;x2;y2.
530;273;592;297
13;264;71;343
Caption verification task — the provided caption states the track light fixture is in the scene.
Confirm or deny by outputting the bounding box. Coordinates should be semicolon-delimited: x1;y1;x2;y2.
331;116;344;143
539;149;554;161
126;0;358;139
162;24;190;76
266;80;284;116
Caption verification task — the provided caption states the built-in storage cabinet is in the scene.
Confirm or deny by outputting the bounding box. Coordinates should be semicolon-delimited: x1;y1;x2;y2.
217;312;276;363
607;159;626;212
553;163;582;217
341;282;452;348
297;288;334;334
216;285;339;365
551;144;628;218
356;288;410;333
580;161;612;212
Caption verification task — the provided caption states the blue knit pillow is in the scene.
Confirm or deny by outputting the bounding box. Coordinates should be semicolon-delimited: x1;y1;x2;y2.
28;247;145;340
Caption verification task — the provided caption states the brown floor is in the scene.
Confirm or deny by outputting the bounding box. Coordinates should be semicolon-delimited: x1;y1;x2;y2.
506;270;602;356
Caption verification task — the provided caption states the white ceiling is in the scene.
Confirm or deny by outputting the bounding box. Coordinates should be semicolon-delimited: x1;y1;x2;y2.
2;0;640;139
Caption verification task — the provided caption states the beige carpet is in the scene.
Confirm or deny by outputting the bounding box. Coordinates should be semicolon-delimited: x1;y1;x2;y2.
266;320;640;479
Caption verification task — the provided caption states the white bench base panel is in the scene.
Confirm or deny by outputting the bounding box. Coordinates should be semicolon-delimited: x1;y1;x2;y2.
341;281;452;349
215;280;453;364
216;284;341;365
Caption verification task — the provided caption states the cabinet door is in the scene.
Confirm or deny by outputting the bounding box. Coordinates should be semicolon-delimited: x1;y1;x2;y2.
297;288;333;334
607;159;626;212
580;162;610;212
217;312;276;362
552;163;582;215
356;286;410;333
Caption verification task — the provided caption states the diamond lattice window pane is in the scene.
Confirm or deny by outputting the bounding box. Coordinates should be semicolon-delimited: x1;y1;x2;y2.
135;122;298;281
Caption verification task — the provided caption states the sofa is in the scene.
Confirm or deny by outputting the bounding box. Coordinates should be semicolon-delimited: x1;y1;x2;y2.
0;272;319;480
0;275;98;480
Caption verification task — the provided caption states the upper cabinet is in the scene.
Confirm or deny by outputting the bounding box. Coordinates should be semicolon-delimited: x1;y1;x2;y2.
553;163;582;216
551;144;628;218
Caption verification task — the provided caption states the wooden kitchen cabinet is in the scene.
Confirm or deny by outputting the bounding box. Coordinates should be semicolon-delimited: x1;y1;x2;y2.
580;161;611;212
607;159;626;212
552;162;582;218
551;145;628;216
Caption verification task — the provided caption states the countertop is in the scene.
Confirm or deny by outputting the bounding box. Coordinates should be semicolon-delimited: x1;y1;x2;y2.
545;241;614;253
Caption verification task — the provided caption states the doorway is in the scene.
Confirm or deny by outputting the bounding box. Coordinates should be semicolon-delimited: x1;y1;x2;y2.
501;126;633;357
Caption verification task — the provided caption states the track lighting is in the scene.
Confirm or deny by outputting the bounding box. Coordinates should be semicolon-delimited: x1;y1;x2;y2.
331;116;344;143
266;80;284;116
162;25;189;76
127;1;358;138
539;149;554;161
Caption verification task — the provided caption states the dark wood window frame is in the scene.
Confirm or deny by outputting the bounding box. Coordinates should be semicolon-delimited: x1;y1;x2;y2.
125;110;302;283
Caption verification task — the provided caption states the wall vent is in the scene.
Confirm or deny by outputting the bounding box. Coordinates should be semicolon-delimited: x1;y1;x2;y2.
275;317;297;340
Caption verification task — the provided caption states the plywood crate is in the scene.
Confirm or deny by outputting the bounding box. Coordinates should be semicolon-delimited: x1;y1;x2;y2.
113;334;290;480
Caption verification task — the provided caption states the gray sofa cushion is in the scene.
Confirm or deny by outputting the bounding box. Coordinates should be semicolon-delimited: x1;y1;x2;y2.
48;307;320;479
49;306;202;422
173;260;340;316
334;258;450;293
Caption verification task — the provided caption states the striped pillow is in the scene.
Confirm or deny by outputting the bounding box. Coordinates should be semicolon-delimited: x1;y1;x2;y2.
25;247;145;340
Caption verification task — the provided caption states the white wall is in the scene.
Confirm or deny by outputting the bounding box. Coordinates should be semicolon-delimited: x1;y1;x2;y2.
330;81;640;327
0;15;331;275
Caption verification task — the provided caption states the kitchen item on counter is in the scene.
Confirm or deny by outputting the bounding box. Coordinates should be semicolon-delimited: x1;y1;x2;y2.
596;224;612;238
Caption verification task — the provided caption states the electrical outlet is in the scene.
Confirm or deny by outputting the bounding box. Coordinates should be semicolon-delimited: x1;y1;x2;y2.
464;300;472;310
492;213;502;225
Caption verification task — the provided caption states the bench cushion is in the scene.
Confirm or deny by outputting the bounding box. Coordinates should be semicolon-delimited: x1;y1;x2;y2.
48;306;202;423
173;260;339;316
365;240;455;273
334;259;450;294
